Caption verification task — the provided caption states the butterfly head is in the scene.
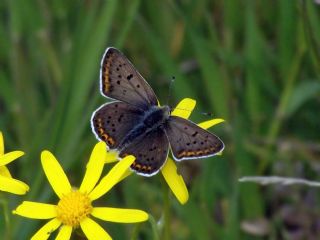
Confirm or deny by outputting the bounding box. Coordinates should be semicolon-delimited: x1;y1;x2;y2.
161;105;171;118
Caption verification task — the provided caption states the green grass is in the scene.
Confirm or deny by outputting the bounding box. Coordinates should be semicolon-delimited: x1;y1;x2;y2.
1;0;320;239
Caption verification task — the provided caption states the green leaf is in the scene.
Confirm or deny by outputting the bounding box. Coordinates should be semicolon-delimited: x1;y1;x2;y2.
285;80;320;117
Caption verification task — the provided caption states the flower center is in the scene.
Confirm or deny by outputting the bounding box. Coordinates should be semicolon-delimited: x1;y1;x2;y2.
56;189;93;227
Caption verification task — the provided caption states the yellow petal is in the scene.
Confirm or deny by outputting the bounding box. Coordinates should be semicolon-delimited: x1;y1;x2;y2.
0;166;12;177
92;207;148;223
198;118;225;130
41;150;71;198
0;175;29;195
13;201;57;219
0;131;4;155
80;217;112;240
0;151;24;166
161;158;189;204
55;225;72;240
119;168;133;182
105;150;119;163
31;218;61;240
171;98;196;119
89;156;135;201
80;142;106;193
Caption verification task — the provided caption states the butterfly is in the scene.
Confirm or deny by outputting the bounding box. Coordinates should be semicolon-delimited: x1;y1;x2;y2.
91;47;224;176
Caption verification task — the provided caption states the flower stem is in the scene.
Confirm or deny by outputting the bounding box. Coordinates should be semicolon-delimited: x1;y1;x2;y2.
148;215;160;240
161;178;171;240
0;195;11;239
130;222;142;240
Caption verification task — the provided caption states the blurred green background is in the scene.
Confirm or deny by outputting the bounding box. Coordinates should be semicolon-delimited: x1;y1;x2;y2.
1;0;320;239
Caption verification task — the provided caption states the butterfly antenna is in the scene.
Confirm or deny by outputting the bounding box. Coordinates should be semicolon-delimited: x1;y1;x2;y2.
171;107;214;117
166;76;175;106
166;76;214;117
201;112;213;117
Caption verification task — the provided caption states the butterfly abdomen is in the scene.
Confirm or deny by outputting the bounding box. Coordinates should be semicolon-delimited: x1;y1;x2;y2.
118;124;147;149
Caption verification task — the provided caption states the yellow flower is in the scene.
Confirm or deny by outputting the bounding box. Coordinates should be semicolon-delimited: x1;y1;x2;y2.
104;98;224;205
13;142;148;240
0;131;29;195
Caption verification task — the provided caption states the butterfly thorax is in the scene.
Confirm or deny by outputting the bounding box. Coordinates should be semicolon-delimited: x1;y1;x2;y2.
143;105;170;128
117;105;170;150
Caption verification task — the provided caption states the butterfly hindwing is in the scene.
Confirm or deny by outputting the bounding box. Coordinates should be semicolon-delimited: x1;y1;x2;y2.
165;116;224;161
91;101;143;149
100;47;158;109
119;127;169;176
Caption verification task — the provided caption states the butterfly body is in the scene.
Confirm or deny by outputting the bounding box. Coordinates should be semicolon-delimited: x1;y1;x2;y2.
92;47;224;176
142;105;170;128
118;105;170;150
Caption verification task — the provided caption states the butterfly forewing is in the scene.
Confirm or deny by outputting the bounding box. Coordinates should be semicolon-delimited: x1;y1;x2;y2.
165;116;224;161
119;128;169;176
100;47;158;109
91;101;143;149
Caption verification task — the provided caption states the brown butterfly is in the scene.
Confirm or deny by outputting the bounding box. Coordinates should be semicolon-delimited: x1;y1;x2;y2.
91;47;224;176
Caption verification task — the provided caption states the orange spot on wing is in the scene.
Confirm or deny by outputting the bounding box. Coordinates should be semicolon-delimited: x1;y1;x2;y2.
178;151;186;158
95;123;116;147
107;138;115;146
122;153;129;157
187;152;195;157
135;164;141;169
178;147;217;158
102;55;114;93
196;150;204;155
